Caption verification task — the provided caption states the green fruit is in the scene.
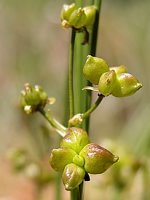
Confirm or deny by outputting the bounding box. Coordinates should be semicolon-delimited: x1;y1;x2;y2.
112;73;142;97
83;6;97;27
83;55;109;85
69;8;87;29
80;143;119;174
62;163;85;190
49;148;77;172
98;70;117;96
61;3;76;21
60;127;89;154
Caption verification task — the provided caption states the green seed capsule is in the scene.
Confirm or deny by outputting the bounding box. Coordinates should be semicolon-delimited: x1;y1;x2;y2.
83;5;97;27
111;73;142;97
79;143;119;174
61;3;76;21
49;148;77;172
60;127;89;154
83;55;109;85
98;70;117;96
69;8;87;29
62;163;85;190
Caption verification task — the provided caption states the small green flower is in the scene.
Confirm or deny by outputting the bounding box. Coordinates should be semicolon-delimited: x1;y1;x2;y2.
20;83;51;114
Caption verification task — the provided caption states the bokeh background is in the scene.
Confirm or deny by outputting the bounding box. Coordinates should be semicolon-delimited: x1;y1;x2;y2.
0;0;150;200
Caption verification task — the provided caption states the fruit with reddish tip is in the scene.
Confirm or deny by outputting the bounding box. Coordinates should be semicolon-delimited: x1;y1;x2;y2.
80;143;119;174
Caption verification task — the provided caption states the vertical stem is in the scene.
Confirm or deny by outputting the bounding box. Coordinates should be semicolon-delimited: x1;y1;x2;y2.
74;32;84;115
69;30;76;118
55;173;62;200
70;1;103;200
71;187;81;200
91;0;102;56
84;0;102;131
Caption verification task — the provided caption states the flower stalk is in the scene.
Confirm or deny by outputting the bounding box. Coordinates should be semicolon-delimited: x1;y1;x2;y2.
39;108;67;137
82;94;104;119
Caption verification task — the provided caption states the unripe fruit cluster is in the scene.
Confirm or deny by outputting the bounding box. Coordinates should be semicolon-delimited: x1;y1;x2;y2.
61;3;97;30
83;55;142;97
49;127;118;190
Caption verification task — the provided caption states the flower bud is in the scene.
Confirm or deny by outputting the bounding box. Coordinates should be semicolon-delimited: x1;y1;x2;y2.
61;3;76;21
83;55;109;85
49;148;77;172
60;127;89;154
110;65;127;75
79;143;119;174
83;6;97;27
68;8;87;29
98;70;117;96
20;83;48;113
62;163;85;190
111;73;142;97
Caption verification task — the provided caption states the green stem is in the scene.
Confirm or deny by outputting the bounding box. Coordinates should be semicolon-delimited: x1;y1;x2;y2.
39;109;67;137
55;173;62;200
90;0;102;56
69;30;76;118
71;187;81;200
83;94;104;119
70;1;102;200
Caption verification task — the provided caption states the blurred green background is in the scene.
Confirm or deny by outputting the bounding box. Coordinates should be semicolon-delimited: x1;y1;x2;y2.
0;0;149;200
